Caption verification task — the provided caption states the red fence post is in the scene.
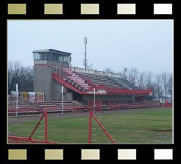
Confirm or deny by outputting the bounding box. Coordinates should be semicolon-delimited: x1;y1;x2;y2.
29;112;45;139
92;113;116;144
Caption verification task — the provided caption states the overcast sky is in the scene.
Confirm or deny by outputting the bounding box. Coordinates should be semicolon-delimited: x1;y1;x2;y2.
8;20;173;74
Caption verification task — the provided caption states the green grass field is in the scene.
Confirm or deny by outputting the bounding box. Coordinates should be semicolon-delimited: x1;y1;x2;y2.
8;107;172;144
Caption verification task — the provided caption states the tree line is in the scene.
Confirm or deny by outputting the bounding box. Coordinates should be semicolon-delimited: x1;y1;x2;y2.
104;67;173;102
8;61;34;94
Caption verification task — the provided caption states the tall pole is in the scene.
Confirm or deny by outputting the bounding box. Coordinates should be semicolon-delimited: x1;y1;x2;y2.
16;84;19;117
44;110;48;142
61;86;64;114
88;110;92;143
84;37;87;70
43;92;45;102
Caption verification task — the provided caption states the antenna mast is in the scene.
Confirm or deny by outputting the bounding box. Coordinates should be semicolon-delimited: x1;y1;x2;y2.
83;37;87;70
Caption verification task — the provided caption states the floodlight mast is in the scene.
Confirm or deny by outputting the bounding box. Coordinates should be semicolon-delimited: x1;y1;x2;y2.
83;37;87;70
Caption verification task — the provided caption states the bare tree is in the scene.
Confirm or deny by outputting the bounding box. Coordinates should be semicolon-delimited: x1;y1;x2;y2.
137;72;146;89
8;60;34;94
104;67;115;77
154;74;164;102
104;67;114;73
127;68;138;85
117;67;128;79
161;72;173;102
87;63;93;70
161;72;169;102
168;73;173;102
117;66;172;103
145;72;153;89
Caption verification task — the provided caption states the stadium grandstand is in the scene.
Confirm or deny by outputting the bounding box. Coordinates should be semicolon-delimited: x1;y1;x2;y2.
33;49;152;102
8;48;161;116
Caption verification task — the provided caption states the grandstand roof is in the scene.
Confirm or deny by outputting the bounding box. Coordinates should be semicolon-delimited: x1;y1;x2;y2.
33;49;71;56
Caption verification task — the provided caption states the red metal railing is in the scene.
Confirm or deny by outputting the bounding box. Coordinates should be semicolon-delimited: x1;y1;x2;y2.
88;110;116;144
8;110;53;144
8;136;54;144
52;72;84;94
